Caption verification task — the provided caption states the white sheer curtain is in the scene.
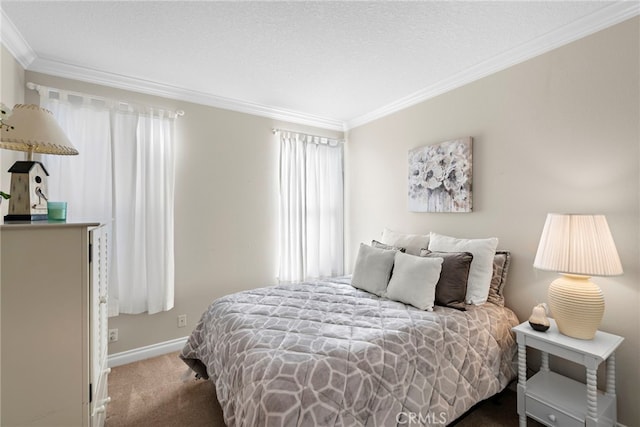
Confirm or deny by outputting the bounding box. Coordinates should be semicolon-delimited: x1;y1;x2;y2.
278;132;344;282
39;95;113;222
38;87;176;315
112;109;175;314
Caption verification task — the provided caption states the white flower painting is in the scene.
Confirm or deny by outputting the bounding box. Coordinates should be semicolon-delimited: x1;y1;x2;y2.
408;137;472;212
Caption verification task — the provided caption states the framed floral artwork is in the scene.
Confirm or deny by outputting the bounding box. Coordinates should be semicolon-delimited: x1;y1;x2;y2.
408;137;472;212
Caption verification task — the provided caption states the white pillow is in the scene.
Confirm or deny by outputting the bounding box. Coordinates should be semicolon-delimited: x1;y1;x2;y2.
380;227;429;256
386;252;443;311
351;243;396;296
428;232;498;305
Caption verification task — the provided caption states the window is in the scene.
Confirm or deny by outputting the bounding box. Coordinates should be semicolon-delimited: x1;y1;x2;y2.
278;131;344;282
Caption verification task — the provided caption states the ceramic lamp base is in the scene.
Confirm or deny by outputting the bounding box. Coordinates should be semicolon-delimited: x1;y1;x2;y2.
548;274;603;340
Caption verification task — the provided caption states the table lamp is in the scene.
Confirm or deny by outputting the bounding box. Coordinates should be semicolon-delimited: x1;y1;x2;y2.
533;213;623;339
0;104;78;221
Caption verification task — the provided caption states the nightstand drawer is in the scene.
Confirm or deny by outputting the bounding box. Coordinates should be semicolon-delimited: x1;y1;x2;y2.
526;396;582;427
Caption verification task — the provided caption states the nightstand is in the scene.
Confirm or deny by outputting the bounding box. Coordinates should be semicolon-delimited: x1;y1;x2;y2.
512;319;623;427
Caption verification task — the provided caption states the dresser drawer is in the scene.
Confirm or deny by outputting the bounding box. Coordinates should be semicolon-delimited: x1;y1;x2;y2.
526;396;583;427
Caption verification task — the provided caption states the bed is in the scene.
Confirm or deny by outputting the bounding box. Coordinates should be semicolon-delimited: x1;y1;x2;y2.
180;274;519;426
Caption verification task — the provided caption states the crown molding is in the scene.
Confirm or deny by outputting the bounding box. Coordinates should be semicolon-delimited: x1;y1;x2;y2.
28;56;346;131
0;8;36;69
345;1;640;130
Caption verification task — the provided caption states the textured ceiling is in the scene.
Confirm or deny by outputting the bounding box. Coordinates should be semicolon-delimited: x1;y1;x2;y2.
1;1;636;130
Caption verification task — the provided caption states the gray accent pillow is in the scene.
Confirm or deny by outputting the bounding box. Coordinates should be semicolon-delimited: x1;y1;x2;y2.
420;249;473;309
351;243;396;297
428;232;499;305
371;240;406;252
386;252;443;311
487;251;511;307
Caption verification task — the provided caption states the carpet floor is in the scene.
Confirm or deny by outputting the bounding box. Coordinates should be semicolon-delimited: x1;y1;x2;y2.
105;351;543;426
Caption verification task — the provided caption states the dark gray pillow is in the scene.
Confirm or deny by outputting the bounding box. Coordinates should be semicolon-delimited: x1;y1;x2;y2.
371;240;406;252
351;243;396;297
420;249;473;308
487;251;511;307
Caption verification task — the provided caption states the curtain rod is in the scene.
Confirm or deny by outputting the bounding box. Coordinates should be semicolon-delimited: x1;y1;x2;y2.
272;128;345;143
26;82;185;117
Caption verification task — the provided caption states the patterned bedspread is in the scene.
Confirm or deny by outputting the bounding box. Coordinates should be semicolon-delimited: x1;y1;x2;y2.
180;276;519;426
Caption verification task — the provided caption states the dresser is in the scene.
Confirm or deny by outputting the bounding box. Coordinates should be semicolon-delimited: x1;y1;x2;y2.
1;222;111;426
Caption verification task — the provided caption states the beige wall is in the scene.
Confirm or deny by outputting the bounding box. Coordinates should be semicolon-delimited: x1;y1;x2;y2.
0;45;25;106
22;71;343;355
345;18;639;425
0;45;25;215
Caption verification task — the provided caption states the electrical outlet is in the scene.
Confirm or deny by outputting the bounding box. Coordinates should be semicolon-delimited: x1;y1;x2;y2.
177;314;187;328
109;328;118;342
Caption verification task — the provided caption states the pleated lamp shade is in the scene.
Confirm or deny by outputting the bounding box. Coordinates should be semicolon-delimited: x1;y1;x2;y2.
533;214;623;339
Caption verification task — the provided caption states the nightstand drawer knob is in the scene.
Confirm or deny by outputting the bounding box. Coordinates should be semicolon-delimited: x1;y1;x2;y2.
548;414;557;423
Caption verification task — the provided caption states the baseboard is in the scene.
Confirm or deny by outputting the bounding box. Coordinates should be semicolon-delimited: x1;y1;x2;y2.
107;336;188;368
